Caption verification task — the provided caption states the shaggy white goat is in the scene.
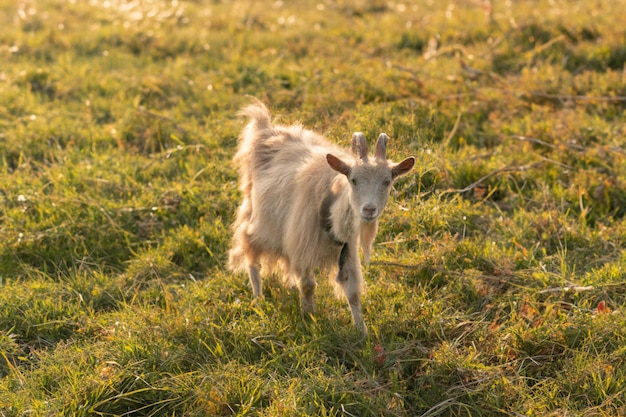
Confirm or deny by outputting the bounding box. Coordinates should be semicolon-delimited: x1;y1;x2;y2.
228;100;415;332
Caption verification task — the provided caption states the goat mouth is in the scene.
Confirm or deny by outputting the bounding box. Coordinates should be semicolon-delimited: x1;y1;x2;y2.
361;215;378;223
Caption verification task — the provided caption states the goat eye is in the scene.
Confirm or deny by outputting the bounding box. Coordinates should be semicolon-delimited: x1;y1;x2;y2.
383;179;391;187
351;178;357;185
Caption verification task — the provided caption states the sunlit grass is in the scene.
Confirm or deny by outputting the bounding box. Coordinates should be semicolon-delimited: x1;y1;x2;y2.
1;0;625;415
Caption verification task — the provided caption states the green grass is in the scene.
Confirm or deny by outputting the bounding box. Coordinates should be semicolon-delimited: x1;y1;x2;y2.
1;0;626;415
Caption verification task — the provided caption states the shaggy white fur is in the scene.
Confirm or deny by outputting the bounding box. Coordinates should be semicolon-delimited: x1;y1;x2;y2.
228;99;415;333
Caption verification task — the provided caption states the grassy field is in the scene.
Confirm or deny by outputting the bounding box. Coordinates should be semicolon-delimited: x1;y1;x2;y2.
1;0;626;415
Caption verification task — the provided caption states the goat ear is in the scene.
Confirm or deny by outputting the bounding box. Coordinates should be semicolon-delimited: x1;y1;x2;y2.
391;157;415;179
327;154;351;176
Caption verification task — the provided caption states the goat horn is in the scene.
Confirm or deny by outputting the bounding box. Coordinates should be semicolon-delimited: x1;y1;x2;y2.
375;133;389;160
351;132;368;161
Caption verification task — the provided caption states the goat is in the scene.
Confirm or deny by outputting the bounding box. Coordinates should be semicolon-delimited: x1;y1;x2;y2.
228;99;415;333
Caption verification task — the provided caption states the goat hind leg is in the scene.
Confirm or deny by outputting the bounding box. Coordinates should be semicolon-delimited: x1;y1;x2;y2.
248;265;262;298
246;253;263;298
298;270;316;316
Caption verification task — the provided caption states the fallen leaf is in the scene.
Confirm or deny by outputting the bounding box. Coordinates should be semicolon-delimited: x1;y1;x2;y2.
596;300;611;314
374;344;386;366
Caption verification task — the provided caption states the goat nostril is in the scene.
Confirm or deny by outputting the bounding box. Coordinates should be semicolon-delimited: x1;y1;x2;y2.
362;206;377;217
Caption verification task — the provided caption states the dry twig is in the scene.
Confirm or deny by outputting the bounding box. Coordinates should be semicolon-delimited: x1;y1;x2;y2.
442;161;544;195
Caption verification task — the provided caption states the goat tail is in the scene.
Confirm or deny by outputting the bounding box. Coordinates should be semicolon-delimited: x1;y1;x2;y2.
238;97;273;133
234;98;275;178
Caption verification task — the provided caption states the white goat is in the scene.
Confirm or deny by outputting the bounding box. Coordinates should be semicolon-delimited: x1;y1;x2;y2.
228;100;415;332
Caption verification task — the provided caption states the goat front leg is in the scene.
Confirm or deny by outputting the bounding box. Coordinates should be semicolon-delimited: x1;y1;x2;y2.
360;220;379;266
336;243;367;334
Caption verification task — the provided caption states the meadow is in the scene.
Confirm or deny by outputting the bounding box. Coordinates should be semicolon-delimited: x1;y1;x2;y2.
1;0;626;415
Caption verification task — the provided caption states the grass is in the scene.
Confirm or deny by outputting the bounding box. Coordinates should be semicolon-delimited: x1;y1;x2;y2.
1;0;625;415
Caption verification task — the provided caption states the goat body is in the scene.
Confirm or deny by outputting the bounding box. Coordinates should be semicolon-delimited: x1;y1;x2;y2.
228;100;415;332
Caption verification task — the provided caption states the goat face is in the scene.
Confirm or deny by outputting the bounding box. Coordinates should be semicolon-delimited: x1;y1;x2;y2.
326;133;415;223
348;163;394;223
